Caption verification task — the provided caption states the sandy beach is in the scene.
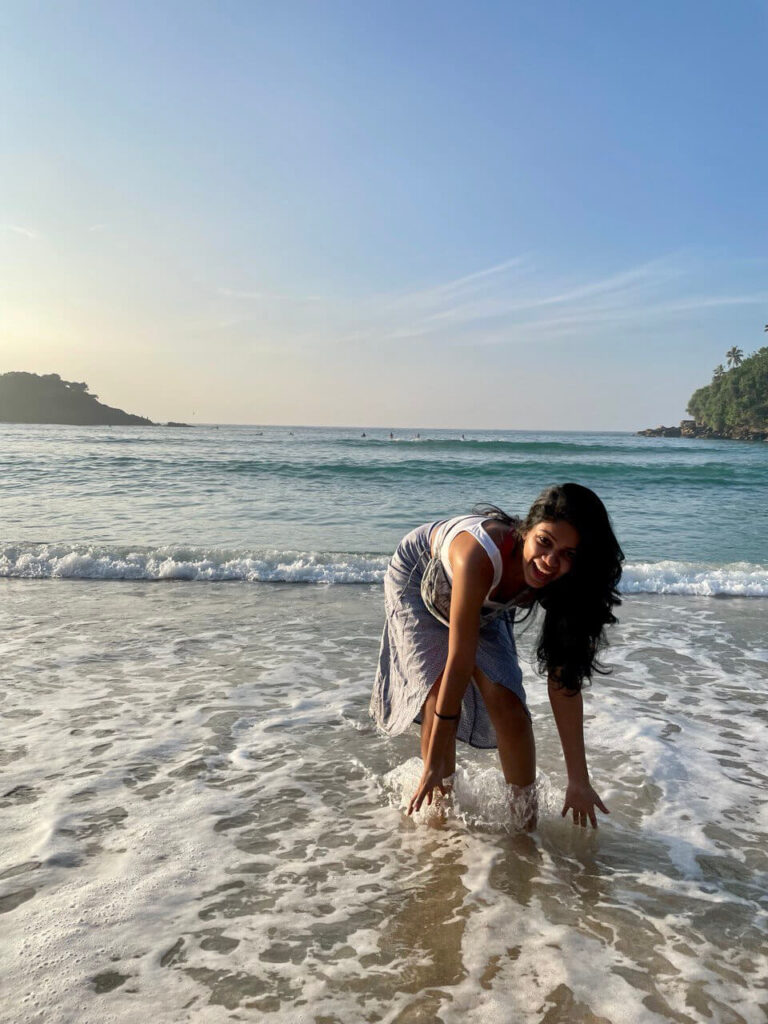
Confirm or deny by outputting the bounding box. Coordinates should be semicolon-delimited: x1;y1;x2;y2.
3;578;767;1023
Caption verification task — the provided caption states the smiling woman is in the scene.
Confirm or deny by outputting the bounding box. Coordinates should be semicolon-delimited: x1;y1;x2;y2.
369;483;625;828
523;519;579;585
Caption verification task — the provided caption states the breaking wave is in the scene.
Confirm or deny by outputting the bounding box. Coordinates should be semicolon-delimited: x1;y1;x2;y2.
2;544;767;595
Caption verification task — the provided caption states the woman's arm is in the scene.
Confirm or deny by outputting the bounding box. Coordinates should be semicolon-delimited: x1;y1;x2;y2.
548;677;609;828
407;535;492;815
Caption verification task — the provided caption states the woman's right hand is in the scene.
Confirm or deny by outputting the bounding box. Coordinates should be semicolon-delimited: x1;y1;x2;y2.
407;760;452;816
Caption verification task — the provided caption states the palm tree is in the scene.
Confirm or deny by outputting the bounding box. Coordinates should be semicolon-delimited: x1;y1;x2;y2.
725;347;744;368
713;364;725;382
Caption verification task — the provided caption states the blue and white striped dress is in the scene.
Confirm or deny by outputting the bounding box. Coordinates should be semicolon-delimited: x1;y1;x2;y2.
369;518;530;749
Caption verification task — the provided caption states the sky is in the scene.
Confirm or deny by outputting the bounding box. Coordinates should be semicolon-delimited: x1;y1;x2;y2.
1;0;767;429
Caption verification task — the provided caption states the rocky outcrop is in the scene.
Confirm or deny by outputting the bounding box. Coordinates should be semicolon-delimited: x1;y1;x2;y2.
638;419;767;442
637;425;681;438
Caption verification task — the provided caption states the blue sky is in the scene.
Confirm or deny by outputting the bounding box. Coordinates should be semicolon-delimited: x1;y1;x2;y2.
2;1;766;427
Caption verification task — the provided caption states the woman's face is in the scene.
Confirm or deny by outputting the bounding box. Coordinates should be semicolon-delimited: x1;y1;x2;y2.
521;519;580;588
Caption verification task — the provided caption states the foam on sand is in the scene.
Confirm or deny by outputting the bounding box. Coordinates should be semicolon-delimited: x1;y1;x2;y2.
2;582;767;1022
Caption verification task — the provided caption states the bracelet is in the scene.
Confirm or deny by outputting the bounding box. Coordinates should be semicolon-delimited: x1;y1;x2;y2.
434;710;460;721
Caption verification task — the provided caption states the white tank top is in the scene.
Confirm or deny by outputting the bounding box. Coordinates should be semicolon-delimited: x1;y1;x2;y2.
429;515;504;604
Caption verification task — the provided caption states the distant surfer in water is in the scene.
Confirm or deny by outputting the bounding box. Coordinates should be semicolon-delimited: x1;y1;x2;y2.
370;484;623;828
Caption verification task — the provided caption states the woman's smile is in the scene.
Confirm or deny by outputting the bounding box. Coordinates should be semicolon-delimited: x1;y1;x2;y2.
531;559;556;583
522;520;580;589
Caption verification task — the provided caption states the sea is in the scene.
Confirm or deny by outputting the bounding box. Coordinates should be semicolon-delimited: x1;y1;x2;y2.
1;423;767;1024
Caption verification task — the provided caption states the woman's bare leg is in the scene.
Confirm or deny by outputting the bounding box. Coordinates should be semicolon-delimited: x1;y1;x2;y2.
473;667;535;784
474;667;537;827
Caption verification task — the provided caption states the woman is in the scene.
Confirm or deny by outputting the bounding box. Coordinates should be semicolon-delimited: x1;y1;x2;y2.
370;483;624;827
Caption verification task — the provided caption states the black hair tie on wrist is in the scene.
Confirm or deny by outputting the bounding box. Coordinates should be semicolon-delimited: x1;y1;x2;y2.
434;710;460;721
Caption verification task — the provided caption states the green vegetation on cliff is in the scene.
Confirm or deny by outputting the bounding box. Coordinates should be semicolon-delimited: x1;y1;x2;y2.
0;372;154;425
686;347;768;436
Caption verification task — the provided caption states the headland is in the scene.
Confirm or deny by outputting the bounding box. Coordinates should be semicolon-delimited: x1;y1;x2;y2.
638;345;768;441
0;372;187;426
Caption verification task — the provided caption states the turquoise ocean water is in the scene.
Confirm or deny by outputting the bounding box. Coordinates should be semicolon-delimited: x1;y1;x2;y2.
2;423;768;588
2;424;767;1023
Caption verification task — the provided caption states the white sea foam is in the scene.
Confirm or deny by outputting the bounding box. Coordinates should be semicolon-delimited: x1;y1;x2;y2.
2;582;768;1023
380;758;559;832
622;559;768;596
3;543;768;595
0;543;389;583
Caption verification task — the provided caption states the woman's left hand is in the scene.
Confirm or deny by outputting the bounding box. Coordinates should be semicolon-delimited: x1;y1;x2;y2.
562;779;609;828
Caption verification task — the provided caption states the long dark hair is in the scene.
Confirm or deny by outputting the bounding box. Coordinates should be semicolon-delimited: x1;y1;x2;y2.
475;483;624;692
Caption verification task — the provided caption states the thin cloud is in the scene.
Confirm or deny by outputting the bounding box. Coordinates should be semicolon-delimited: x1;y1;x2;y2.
374;256;531;317
370;254;765;347
415;256;529;300
332;254;689;346
208;253;766;353
2;224;38;239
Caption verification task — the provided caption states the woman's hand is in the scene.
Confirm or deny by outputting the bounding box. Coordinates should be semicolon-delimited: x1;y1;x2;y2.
407;760;452;816
562;779;609;828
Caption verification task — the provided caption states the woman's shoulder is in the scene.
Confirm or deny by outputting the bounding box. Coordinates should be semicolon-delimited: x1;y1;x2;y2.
480;517;517;548
448;532;496;594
